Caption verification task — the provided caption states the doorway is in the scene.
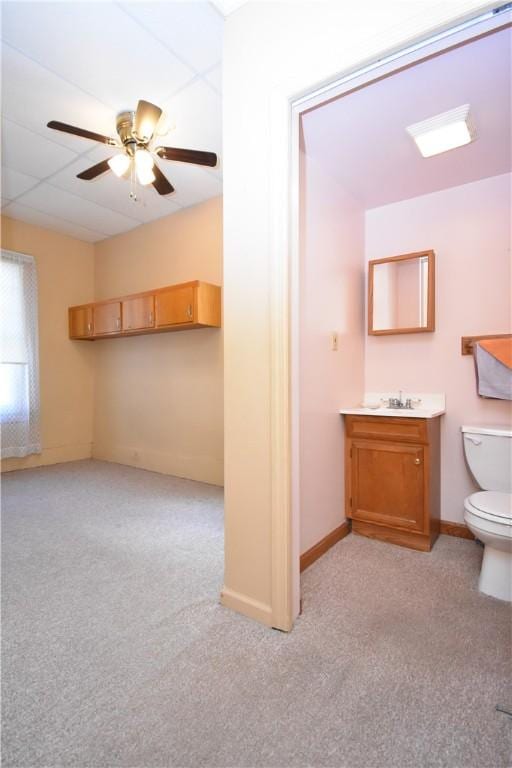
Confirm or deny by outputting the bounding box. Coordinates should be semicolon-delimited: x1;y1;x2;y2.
289;6;511;618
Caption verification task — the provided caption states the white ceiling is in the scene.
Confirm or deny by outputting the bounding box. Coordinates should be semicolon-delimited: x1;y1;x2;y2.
0;2;223;242
210;0;249;17
302;27;511;210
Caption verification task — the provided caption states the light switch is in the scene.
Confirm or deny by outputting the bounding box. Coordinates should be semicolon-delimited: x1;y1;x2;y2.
331;332;339;351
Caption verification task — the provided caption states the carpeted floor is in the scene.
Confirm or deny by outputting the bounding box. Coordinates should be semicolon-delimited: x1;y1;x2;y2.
1;460;511;768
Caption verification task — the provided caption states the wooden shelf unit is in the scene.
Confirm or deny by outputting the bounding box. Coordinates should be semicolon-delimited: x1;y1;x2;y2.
69;281;221;341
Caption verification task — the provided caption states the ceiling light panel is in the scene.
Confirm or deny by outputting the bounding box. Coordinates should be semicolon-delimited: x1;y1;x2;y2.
406;104;476;158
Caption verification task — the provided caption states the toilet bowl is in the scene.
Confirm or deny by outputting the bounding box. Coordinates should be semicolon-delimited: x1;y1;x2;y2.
462;425;512;602
464;491;512;601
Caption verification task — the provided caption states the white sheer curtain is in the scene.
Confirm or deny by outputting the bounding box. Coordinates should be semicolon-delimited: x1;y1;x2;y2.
0;250;41;458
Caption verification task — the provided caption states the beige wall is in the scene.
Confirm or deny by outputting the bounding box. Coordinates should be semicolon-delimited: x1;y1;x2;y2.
93;197;223;486
1;215;95;471
1;197;223;485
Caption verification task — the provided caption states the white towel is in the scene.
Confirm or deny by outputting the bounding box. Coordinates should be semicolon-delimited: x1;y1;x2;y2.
475;343;512;400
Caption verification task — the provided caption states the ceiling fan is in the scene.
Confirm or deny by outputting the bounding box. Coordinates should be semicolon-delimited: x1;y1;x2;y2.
47;99;217;197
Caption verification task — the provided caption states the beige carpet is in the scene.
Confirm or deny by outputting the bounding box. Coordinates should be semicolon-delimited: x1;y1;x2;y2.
1;460;511;767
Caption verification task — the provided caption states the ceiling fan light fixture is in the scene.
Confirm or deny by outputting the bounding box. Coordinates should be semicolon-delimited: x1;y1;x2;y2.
108;153;131;177
134;148;154;172
136;166;156;186
156;112;175;136
136;124;153;142
47;99;217;197
134;149;155;185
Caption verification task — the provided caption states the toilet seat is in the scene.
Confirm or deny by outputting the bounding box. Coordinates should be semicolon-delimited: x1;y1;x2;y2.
465;491;512;525
461;424;512;601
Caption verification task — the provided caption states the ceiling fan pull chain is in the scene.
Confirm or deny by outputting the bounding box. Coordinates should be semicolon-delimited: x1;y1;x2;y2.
129;158;137;202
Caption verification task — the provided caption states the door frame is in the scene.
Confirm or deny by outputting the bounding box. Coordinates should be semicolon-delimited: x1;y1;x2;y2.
268;3;510;630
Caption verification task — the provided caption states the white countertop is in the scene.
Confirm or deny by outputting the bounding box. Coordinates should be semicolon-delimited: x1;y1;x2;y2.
339;406;445;419
339;392;445;419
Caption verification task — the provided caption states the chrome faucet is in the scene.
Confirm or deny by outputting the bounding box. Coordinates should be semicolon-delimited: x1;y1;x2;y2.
387;391;413;409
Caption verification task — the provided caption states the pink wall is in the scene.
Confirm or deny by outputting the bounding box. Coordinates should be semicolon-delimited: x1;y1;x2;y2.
365;173;512;523
299;154;365;554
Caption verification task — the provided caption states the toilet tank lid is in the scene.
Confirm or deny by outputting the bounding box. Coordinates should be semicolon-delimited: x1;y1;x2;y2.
462;425;512;437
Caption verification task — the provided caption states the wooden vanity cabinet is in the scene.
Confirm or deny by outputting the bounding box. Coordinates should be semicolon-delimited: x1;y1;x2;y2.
345;415;440;551
69;305;94;339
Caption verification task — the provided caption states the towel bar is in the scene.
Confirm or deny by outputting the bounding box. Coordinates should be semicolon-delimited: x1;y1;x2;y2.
461;334;512;356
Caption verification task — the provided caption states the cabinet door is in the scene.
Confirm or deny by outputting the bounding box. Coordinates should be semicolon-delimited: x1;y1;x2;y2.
351;440;425;533
69;306;93;338
155;286;195;327
93;301;121;335
122;295;155;331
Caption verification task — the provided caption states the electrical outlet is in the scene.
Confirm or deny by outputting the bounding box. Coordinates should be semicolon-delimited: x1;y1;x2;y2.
331;332;339;351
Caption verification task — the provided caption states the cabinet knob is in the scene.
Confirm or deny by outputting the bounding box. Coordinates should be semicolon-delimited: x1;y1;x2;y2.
414;458;421;465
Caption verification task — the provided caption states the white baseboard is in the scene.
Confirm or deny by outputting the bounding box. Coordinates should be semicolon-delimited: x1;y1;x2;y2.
220;586;273;627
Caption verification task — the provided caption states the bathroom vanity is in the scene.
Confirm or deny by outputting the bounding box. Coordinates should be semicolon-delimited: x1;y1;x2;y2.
340;397;444;552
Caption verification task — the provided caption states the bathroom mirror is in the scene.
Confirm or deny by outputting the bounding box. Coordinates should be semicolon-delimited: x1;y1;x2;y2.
368;250;435;335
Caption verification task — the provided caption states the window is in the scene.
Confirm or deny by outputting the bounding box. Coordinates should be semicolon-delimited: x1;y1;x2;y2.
0;250;41;458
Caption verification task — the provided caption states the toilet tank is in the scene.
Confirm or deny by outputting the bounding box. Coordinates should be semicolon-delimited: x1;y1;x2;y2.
462;425;512;492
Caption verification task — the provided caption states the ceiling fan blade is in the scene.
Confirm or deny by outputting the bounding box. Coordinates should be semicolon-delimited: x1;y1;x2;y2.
155;146;217;167
134;100;162;140
77;159;111;180
47;120;115;145
152;163;174;195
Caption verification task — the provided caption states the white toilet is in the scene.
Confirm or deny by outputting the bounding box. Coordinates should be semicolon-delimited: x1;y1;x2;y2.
462;425;512;601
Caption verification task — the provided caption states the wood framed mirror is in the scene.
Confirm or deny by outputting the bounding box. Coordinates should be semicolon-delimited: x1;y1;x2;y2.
368;250;435;336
